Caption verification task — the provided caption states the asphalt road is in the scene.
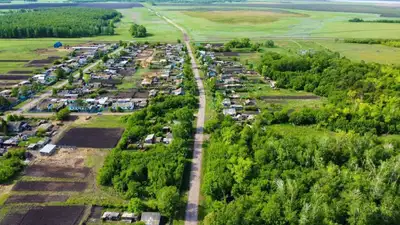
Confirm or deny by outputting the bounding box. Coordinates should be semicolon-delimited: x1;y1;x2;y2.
13;47;123;114
162;14;206;225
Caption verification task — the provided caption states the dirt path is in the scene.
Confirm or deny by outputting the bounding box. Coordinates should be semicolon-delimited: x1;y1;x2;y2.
157;11;206;225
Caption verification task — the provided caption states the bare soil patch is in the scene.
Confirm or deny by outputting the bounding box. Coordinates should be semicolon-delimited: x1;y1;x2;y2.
0;60;30;63
26;56;60;67
1;206;85;225
13;181;87;192
5;194;69;204
0;75;31;80
7;70;33;75
56;128;124;148
24;165;90;179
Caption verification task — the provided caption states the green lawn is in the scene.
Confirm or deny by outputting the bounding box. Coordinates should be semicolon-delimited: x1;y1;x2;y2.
74;115;127;129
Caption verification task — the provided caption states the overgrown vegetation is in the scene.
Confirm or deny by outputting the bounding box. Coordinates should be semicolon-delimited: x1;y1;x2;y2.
349;17;400;23
0;8;121;38
202;116;400;225
0;149;26;184
97;53;198;220
253;51;400;135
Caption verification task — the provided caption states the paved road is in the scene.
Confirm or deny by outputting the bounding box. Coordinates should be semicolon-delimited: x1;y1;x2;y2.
13;47;123;114
161;14;206;225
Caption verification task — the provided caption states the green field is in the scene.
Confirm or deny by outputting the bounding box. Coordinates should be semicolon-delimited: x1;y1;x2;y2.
157;6;400;40
0;7;181;74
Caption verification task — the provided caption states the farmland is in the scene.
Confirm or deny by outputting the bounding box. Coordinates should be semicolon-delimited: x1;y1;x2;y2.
56;128;124;148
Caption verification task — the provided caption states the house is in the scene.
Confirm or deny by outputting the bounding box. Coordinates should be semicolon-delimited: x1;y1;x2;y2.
37;123;53;132
27;143;37;150
141;78;153;87
149;89;158;97
172;88;184;96
0;90;12;97
121;212;138;223
3;137;18;147
223;108;236;116
141;212;161;225
145;134;155;144
39;144;57;156
101;212;120;221
231;104;244;110
37;137;51;148
163;132;173;144
7;121;29;133
222;98;231;107
207;70;217;77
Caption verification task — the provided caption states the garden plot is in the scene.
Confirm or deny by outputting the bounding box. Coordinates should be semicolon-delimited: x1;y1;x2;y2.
56;128;124;148
12;181;87;192
24;165;90;179
25;56;60;67
0;60;30;63
0;206;85;225
5;195;69;204
7;70;33;75
0;75;31;80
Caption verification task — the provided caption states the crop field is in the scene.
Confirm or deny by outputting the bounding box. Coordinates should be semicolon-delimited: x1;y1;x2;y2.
0;206;85;225
0;2;143;9
0;75;31;80
56;128;124;148
182;10;307;24
157;5;400;41
5;195;69;204
12;181;87;192
24;165;90;179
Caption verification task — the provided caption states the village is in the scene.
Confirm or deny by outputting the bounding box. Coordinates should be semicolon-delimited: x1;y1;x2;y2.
0;42;187;225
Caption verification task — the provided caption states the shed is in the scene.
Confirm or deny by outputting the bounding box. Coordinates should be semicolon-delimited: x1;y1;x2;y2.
39;144;57;156
54;42;63;48
102;212;120;221
140;212;161;225
121;212;138;223
37;123;53;132
145;134;155;144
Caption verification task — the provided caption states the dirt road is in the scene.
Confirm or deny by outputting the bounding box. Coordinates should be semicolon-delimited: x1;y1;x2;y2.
161;13;206;225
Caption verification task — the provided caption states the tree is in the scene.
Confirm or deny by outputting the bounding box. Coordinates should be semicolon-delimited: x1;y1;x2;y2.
157;186;180;217
0;96;10;110
68;73;73;85
52;88;58;96
177;39;181;43
264;40;275;48
102;54;109;63
11;87;18;97
83;74;91;84
79;69;83;80
55;68;65;81
55;107;70;121
128;198;145;214
130;24;147;38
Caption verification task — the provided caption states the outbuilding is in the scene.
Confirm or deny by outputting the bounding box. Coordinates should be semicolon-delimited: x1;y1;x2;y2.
140;212;161;225
39;144;57;156
101;212;120;221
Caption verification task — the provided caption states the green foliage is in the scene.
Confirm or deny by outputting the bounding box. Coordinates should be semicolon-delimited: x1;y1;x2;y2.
130;24;147;38
0;149;26;184
255;51;400;135
344;38;400;48
128;198;145;214
224;38;251;49
55;107;70;121
156;186;180;217
0;8;121;38
98;52;198;217
264;40;275;48
348;17;364;22
203;117;400;225
0;96;11;111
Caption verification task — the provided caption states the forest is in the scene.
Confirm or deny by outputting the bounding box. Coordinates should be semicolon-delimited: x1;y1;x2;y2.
202;115;400;225
97;54;198;219
248;51;400;135
0;8;121;38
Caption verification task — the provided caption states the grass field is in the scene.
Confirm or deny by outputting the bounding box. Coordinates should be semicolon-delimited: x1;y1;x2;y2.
182;10;307;24
227;39;400;65
0;7;180;74
157;6;400;40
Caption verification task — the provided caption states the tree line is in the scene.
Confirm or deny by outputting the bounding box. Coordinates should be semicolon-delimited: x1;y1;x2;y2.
253;51;400;135
202;115;400;225
344;38;400;48
0;8;121;38
349;17;400;23
97;54;198;220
